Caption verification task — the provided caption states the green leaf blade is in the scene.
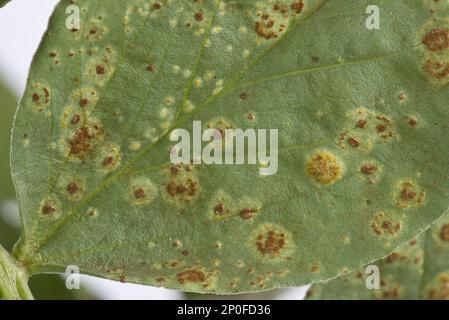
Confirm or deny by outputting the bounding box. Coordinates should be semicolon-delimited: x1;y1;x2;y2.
11;0;449;294
306;212;449;300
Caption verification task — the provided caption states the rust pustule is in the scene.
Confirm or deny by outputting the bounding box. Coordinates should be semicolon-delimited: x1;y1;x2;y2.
32;93;40;102
361;164;377;175
79;98;89;107
376;124;387;133
71;114;81;125
146;64;156;72
290;1;304;14
194;11;204;22
387;252;401;263
41;203;56;215
67;182;80;195
178;269;206;284
408;118;417;127
96;65;106;75
166;178;198;197
306;150;343;185
348;137;360;148
441;224;449;242
181;250;189;256
422;28;449;52
240;208;257;220
255;21;275;39
214;203;225;215
103;156;114;167
424;60;449;79
134;188;146;199
356;119;367;128
401;188;417;200
170;166;180;175
69;125;102;156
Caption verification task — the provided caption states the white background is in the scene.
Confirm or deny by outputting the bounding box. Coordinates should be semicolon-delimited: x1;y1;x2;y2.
0;0;308;300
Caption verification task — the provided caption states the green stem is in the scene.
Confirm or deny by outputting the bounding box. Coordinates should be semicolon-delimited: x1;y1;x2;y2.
0;244;34;300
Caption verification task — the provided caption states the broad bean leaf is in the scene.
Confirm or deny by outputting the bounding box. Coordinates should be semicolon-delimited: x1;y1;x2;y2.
10;0;449;293
306;212;449;300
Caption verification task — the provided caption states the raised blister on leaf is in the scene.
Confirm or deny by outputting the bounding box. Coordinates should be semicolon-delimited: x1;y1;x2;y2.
9;0;449;294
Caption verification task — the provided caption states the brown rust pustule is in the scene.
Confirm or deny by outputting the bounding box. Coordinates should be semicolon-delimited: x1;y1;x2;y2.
41;204;56;215
361;164;377;175
424;60;449;79
214;203;225;215
423;28;449;52
69;124;103;157
290;1;304;14
194;11;204;22
67;182;80;195
256;230;285;255
255;21;275;39
165;164;200;204
441;224;449;242
240;208;257;220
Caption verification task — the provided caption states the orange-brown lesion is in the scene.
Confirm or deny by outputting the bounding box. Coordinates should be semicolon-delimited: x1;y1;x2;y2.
68;120;104;159
424;59;449;79
422;28;449;52
371;211;403;237
427;273;449;300
163;164;200;205
256;230;286;255
440;224;449;242
251;224;293;260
